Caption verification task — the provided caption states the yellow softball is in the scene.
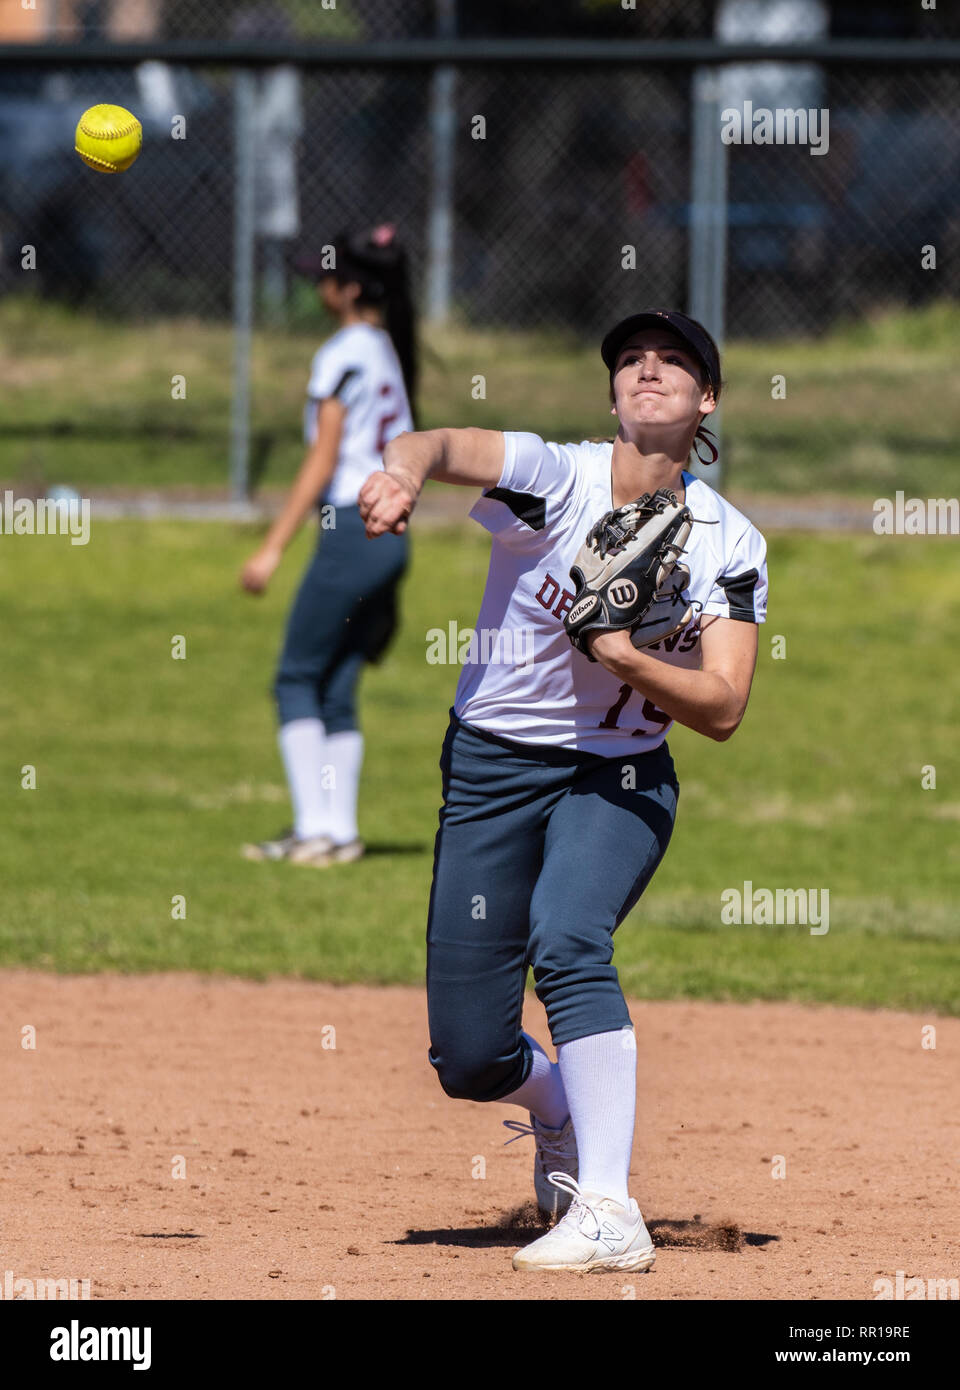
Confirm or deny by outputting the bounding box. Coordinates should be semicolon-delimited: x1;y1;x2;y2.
75;104;142;174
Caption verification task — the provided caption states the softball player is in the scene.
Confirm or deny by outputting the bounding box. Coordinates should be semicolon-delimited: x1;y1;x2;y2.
359;309;768;1273
241;225;416;867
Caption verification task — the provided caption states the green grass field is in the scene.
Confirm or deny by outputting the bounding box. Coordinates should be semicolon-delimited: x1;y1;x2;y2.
2;296;958;500
2;520;959;1011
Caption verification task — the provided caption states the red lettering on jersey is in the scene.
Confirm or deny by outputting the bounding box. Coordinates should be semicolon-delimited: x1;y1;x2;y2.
374;381;399;452
535;574;560;610
553;588;575;622
534;573;580;623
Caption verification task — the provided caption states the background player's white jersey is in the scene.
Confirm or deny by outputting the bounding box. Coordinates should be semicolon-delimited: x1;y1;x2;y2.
304;322;413;509
455;432;768;757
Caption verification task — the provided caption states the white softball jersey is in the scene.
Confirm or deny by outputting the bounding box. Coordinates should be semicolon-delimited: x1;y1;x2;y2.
454;432;768;757
303;322;413;510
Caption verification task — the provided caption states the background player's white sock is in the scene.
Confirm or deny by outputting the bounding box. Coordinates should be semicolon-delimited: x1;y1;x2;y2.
323;730;364;845
556;1026;637;1207
279;718;330;840
501;1032;569;1129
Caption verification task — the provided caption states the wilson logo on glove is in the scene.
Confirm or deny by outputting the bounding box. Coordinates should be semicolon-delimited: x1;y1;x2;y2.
564;488;695;662
568;595;599;625
608;580;639;609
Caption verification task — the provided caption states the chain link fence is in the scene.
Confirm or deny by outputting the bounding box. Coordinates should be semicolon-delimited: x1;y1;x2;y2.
1;2;959;356
7;0;960;42
2;55;958;338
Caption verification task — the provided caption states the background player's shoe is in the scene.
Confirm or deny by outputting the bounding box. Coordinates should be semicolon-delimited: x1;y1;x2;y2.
503;1114;578;1218
242;832;332;862
289;836;365;868
512;1173;656;1274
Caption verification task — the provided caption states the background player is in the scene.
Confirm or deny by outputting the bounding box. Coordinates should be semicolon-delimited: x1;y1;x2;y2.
357;309;768;1273
241;225;417;867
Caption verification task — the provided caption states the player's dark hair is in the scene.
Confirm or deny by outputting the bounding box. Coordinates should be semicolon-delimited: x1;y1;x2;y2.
689;320;722;464
332;226;419;427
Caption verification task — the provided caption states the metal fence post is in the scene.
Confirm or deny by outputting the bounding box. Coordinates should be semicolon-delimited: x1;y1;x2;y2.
687;65;728;485
425;0;458;324
231;68;257;503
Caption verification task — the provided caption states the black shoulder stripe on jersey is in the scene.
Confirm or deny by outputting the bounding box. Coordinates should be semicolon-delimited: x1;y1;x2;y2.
330;368;360;399
717;568;759;621
482;487;547;532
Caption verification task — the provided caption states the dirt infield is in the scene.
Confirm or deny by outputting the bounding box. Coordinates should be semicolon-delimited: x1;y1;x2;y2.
2;971;957;1302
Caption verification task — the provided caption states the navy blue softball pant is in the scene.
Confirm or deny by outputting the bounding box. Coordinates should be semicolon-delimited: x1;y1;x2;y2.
273;505;408;731
426;712;680;1103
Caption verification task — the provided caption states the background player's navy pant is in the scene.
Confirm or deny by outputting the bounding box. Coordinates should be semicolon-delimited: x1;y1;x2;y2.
274;505;408;732
426;711;680;1103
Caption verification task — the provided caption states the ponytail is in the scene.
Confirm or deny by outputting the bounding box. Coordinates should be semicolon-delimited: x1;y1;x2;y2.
332;224;420;427
383;275;419;428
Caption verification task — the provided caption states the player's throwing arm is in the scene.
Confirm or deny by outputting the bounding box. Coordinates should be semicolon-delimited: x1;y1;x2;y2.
358;427;505;537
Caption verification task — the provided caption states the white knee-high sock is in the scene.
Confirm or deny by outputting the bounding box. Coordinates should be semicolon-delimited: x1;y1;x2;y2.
556;1026;637;1207
323;730;364;844
278;718;329;840
500;1032;569;1130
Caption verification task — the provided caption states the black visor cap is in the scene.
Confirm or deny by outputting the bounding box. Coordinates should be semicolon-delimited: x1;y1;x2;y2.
601;310;720;394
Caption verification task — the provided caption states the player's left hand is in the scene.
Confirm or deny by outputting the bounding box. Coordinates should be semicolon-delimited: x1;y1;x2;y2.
586;629;635;665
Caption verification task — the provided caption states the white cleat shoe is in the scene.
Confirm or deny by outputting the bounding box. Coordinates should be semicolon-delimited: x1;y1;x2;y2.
512;1173;656;1274
503;1114;579;1219
289;836;365;867
242;830;313;862
242;832;339;863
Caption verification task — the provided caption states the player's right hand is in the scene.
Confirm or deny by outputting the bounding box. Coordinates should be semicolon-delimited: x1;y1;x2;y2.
240;544;282;594
358;470;417;538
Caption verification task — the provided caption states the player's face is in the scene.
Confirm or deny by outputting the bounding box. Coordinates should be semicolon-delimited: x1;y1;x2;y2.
612;331;715;432
317;276;360;316
318;276;340;313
